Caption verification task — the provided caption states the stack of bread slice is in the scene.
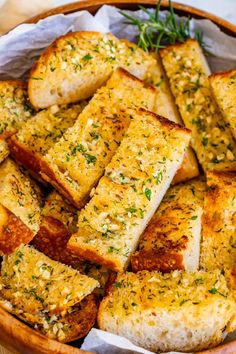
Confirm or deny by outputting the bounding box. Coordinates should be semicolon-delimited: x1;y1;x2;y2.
0;31;235;353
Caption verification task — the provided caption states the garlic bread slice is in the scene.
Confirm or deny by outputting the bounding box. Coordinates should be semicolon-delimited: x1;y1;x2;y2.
147;54;199;183
200;171;236;273
32;190;82;267
131;177;205;273
0;245;99;317
68;108;191;272
0;81;34;163
210;69;236;139
98;270;236;353
9;103;85;177
160;39;236;171
0;159;42;254
0;294;98;343
29;32;156;108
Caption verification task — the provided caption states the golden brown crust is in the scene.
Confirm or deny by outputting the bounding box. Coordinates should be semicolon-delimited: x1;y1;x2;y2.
116;68;156;92
58;293;98;343
104;272;117;297
32;216;83;267
159;38;198;57
209;68;236;80
0;204;34;255
68;241;122;272
200;171;236;273
0;80;27;88
1;293;98;343
138;108;191;135
8;136;42;174
40;165;83;208
131;250;184;273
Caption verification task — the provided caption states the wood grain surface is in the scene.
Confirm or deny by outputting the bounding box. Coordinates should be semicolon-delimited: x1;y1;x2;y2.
1;1;236;353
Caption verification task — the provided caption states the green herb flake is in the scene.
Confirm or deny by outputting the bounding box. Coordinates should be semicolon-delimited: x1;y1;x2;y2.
86;154;97;165
208;287;227;297
82;54;93;61
113;282;122;288
155;171;163;185
202;136;208;146
190;215;198;220
144;188;152;201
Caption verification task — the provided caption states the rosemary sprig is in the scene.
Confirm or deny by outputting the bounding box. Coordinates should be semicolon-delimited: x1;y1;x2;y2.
120;0;205;52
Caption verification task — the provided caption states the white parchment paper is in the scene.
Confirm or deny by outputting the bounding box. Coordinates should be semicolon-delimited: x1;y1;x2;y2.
0;5;235;353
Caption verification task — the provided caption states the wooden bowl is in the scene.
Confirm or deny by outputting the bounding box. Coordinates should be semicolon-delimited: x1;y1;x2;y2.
1;1;236;354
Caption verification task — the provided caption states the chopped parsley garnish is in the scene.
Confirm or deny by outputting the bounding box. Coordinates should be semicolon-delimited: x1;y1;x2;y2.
202;136;208;146
144;188;152;201
155;171;163;185
113;282;122;288
190;215;198;220
82;54;93;61
208;287;227;297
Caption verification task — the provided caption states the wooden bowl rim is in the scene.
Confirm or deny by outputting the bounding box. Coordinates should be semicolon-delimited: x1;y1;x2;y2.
1;1;236;353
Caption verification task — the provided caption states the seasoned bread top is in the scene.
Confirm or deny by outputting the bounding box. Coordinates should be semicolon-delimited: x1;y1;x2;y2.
28;32;156;108
138;178;205;252
0;159;42;234
0;293;98;343
0;245;99;316
161;176;205;206
13;103;85;157
0;81;34;139
147;53;183;124
68;109;191;271
147;53;199;184
41;68;156;208
99;269;234;315
209;69;236;139
200;171;236;272
0;81;34;163
160;39;236;171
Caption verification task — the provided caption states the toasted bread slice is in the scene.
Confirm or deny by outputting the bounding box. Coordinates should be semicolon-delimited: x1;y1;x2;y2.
32;190;83;267
40;68;156;208
0;245;99;317
28;32;156;108
0;81;34;163
40;190;78;234
160;39;236;171
32;189;110;296
0;159;42;254
200;171;236;273
131;177;205;273
209;69;236;139
0;294;98;343
8;103;85;177
68;109;191;272
147;54;199;184
98;270;236;353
